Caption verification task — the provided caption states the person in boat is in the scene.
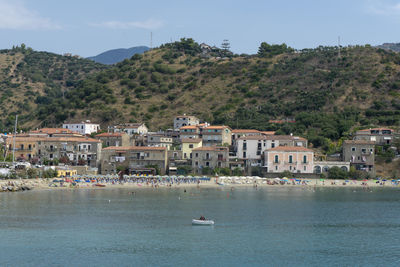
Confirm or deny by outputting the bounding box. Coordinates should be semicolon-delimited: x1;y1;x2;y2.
199;215;205;220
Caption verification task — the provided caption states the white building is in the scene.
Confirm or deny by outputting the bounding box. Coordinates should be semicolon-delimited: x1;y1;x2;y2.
236;135;308;168
108;123;148;136
174;115;200;131
62;120;100;135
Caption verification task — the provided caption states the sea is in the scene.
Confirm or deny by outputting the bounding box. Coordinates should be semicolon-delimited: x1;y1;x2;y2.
1;186;400;266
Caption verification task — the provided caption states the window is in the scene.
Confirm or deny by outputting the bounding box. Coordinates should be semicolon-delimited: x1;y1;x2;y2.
275;166;278;170
50;154;53;159
303;155;307;163
290;166;292;171
271;143;275;148
351;147;356;151
195;153;198;158
274;155;279;163
304;166;306;171
189;144;193;148
361;148;366;153
289;155;293;163
206;162;210;167
243;152;246;158
195;161;198;166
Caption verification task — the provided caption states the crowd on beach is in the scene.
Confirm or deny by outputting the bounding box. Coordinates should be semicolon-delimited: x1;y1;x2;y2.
2;175;400;191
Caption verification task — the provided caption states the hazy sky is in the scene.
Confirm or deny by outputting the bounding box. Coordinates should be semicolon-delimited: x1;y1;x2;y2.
0;0;400;57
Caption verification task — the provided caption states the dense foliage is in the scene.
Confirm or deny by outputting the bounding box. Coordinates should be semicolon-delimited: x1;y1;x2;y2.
1;40;400;153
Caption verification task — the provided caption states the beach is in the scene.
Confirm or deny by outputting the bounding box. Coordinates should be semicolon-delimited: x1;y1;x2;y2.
1;176;398;192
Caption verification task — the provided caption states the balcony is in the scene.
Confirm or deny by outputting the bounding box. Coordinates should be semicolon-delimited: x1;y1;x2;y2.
285;161;297;164
203;157;212;160
217;158;226;161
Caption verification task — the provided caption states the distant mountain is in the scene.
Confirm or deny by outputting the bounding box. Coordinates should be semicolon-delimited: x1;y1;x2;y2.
87;46;150;64
376;43;400;52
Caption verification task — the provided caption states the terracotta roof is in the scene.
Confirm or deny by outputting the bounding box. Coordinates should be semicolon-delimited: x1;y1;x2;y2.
95;132;125;137
203;125;232;130
30;128;78;134
6;136;100;143
232;129;260;134
181;138;202;143
41;137;101;143
343;140;375;145
261;131;276;135
180;125;198;130
192;146;228;151
103;146;166;151
358;128;393;132
267;146;313;152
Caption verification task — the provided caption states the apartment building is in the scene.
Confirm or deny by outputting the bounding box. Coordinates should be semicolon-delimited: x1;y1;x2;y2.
264;146;314;173
100;146;168;175
343;140;375;175
202;126;232;147
174;115;200;131
354;128;394;146
95;132;130;147
192;146;229;173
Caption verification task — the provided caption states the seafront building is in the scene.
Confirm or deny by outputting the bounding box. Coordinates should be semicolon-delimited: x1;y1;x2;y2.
100;146;168;175
3;116;391;178
343;140;375;175
192;146;229;174
263;146;314;174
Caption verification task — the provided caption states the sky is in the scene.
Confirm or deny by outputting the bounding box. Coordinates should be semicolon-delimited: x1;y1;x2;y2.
1;0;400;57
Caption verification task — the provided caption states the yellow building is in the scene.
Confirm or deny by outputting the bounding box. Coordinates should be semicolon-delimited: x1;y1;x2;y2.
181;138;202;159
56;168;78;177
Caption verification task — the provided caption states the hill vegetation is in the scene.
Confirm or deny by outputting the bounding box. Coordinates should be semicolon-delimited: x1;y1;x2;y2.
87;46;149;65
1;40;400;154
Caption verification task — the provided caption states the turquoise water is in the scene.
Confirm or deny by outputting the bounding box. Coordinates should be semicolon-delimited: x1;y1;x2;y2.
1;187;400;266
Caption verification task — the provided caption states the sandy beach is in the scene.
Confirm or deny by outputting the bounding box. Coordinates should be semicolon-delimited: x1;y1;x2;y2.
1;177;399;192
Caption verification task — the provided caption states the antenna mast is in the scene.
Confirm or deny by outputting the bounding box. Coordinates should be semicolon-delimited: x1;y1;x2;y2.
150;32;153;49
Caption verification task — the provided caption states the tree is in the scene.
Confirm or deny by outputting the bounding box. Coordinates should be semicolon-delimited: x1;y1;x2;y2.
327;166;347;179
221;39;230;51
258;42;294;58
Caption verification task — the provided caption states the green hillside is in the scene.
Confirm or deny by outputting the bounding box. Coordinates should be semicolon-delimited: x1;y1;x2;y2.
0;44;107;130
1;40;400;152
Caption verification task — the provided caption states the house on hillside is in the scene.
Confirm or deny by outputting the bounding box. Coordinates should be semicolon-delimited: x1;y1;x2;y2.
108;123;148;136
202;126;232;147
354;128;394;146
62;120;100;135
174;115;200;131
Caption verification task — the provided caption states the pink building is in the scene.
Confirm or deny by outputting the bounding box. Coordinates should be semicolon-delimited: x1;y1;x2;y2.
264;146;314;174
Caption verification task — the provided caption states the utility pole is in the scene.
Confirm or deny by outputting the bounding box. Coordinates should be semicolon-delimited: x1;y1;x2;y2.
12;115;17;164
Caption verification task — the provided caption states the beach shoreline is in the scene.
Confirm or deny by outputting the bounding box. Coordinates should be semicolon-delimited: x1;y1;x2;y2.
1;177;399;192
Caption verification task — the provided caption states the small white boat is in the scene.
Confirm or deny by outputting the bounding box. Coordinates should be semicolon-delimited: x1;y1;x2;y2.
192;219;214;225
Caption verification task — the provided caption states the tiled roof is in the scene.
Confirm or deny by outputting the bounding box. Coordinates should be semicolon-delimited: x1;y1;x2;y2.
192;146;228;151
204;125;231;130
267;146;313;152
30;128;78;134
95;132;125;137
232;129;260;133
261;131;276;135
103;146;166;151
181;138;202;143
